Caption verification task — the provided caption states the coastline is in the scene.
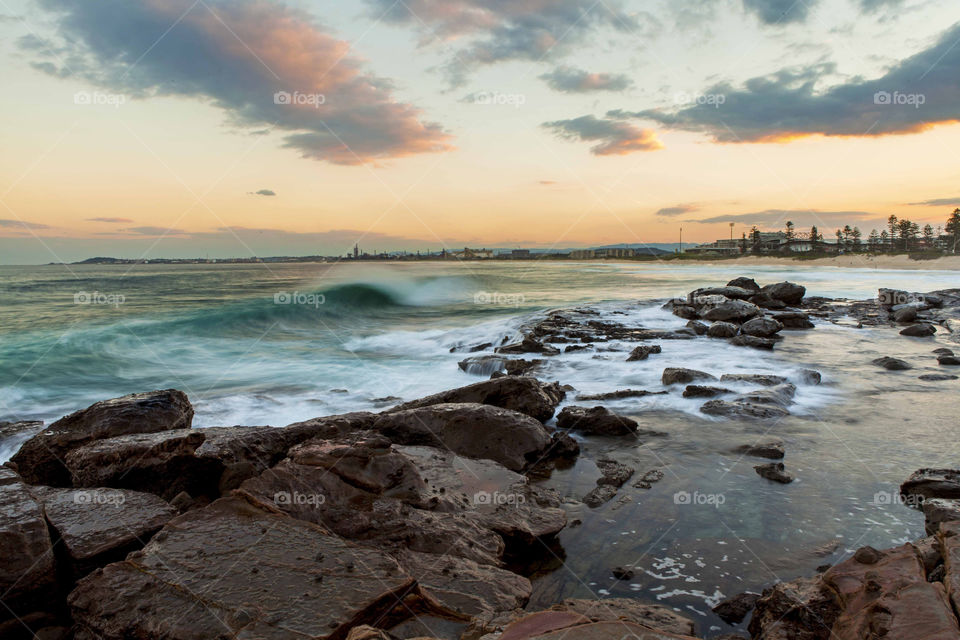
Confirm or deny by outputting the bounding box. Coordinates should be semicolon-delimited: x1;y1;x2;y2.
674;254;960;270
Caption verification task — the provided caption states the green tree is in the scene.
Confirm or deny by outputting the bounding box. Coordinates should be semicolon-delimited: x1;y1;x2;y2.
887;215;899;247
809;225;821;243
852;227;862;249
842;225;853;246
868;229;880;250
897;218;918;251
785;220;795;242
922;224;935;247
750;226;761;253
880;230;890;250
947;208;960;253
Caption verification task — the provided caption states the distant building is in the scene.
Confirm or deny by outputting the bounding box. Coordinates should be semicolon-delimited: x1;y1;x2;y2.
510;249;531;259
569;249;595;259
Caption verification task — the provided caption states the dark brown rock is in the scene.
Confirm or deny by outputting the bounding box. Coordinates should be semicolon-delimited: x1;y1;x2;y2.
761;281;806;305
902;468;960;501
686;320;709;335
662;367;716;385
626;344;662;361
901;323;937;337
939;355;960;366
720;373;787;386
872;356;912;370
67;496;418;640
551;598;697;636
11;389;193;486
555;406;638;436
712;592;759;624
701;399;789;420
734;441;785;459
727;277;761;292
924;498;960;535
755;462;794;483
0;468;56;619
683;385;731;398
774;311;816;329
374;403;552;471
748;576;838;640
496;336;560;356
388;376;564;422
703;300;762;322
741;316;783;338
730;335;776;349
707;321;739;338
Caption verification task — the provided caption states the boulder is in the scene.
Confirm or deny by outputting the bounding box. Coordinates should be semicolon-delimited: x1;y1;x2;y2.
496;336;560;356
11;389;193;486
682;385;731;398
703;300;762;323
760;281;806;305
595;459;634;487
720;373;787;386
800;369;822;385
671;305;699;320
689;286;756;302
727;277;761;292
0;469;56;619
935;348;956;356
924;498;960;535
755;462;794;483
824;543;960;639
730;335;776;349
893;306;918;323
686;320;708;335
748;576;838;640
577;389;667;401
734;441;785;459
940;521;960;618
920;374;959;381
374;403;552;471
389;376;564;423
626;344;662;361
749;292;788;310
662;368;716;385
901;323;937;337
701;399;789;420
555;406;638;436
741;316;783;338
28;486;176;574
712;592;760;624
902;469;960;501
0;420;43;454
707;321;739;338
67;497;419;640
582;485;619;508
872;356;912;371
878;288;915;308
734;383;797;408
774;311;815;329
939;355;960;366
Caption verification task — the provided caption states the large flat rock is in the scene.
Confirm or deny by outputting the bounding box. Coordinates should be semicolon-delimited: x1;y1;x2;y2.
0;468;56;619
68;496;416;640
373;403;552;471
388;376;564;423
28;486;176;568
11;389;193;486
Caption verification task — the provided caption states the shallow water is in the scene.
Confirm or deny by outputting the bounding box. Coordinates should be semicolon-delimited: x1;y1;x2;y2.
1;260;957;637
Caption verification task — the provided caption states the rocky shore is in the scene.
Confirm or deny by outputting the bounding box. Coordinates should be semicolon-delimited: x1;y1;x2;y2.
2;277;960;639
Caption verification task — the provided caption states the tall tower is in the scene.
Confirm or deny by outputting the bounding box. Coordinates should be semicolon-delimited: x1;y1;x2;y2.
354;244;359;259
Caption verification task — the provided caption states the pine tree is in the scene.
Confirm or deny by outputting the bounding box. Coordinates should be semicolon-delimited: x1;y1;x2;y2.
785;221;795;242
887;215;899;246
868;229;880;250
922;224;935;247
852;227;862;249
947;208;960;253
809;225;820;243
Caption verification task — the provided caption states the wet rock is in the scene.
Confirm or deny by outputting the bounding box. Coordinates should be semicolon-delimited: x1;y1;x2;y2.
633;469;665;489
595;459;634;487
755;462;794;483
582;485;618;508
626;344;662;361
496;336;560;356
68;496;418;640
749;291;788;310
741;316;783;338
902;468;960;501
720;373;787;386
707;321;739;338
940;521;960;616
375;403;551;471
701;399;790;420
395;549;530;619
893;306;918;323
496;611;591;640
683;385;731;398
935;348;956;356
28;486;176;574
63;429;220;500
686;320;709;335
921;374;960;381
0;420;43;451
611;566;634;580
824;542;960;639
0;468;56;619
730;335;776;349
11;389;194;486
761;281;806;305
389;376;564;423
939;355;960;366
748;576;838;640
774;311;816;329
878;288;918;308
901;323;937;337
734;441;785;459
924;499;960;535
662;367;716;385
800;369;822;384
703;299;763;323
872;356;912;370
672;305;699;320
564;344;591;353
712;592;759;624
577;389;667;401
555;406;638;436
727;277;761;292
734;383;797;409
689;286;756;301
551;598;697;637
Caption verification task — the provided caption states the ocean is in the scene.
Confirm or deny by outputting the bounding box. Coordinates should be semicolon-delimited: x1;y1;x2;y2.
2;260;958;634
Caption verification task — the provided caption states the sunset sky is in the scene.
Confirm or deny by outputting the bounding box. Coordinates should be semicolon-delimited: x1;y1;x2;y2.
2;0;960;262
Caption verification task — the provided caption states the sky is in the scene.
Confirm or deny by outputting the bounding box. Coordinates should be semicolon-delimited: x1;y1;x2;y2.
2;0;960;262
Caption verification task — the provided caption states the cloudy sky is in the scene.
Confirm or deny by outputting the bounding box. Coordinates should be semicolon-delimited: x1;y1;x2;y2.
2;0;960;262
